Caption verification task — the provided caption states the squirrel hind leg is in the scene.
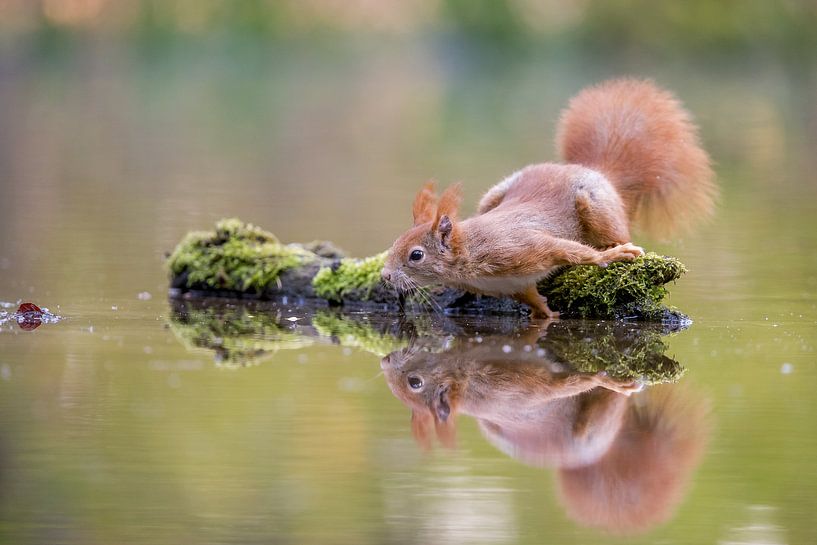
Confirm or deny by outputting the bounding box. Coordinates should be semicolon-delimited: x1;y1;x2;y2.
514;285;560;320
575;186;631;249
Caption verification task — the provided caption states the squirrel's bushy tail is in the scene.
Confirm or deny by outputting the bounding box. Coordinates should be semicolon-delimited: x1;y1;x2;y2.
556;78;716;238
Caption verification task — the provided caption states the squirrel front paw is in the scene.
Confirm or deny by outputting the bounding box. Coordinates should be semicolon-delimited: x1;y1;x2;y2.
597;243;645;267
593;372;645;396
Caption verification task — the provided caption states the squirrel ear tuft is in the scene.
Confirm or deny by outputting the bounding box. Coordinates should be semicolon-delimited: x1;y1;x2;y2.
411;409;434;451
412;181;438;226
436;182;463;223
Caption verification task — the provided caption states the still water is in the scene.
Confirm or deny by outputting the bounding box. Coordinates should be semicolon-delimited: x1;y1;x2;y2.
1;42;816;544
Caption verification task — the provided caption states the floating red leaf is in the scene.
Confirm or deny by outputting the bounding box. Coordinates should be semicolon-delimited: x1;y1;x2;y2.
17;302;42;314
16;302;44;331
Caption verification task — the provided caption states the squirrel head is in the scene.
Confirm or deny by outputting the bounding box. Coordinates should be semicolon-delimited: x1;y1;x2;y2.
381;182;464;291
381;347;459;449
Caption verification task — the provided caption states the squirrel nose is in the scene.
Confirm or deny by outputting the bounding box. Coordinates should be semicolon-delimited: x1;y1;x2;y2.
381;268;392;283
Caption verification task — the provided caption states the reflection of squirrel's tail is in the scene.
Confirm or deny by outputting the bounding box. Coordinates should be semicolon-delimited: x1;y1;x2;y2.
557;384;712;536
557;79;716;238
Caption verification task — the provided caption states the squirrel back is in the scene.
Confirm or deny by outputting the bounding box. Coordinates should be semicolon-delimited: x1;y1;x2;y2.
556;79;716;238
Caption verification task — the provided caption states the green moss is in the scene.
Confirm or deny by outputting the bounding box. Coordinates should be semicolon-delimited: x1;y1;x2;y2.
542;323;686;384
169;302;312;368
312;311;409;357
167;218;314;293
312;252;387;302
538;252;686;320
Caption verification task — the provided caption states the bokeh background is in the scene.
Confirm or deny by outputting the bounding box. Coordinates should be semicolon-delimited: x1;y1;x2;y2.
2;0;816;281
1;2;817;544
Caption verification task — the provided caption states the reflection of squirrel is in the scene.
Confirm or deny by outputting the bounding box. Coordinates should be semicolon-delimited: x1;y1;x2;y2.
381;337;710;535
381;337;642;452
381;79;716;317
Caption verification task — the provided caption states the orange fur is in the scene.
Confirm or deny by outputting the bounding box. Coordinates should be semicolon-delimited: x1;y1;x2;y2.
412;181;438;225
557;78;716;238
434;182;463;224
382;339;710;535
557;384;710;535
382;79;716;317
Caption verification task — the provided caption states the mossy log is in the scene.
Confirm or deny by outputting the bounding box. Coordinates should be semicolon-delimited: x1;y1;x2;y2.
168;218;689;322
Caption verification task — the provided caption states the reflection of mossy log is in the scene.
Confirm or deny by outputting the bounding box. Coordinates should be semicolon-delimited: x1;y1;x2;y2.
168;300;315;368
168;299;410;367
311;313;408;357
168;299;685;383
168;218;688;322
539;321;685;383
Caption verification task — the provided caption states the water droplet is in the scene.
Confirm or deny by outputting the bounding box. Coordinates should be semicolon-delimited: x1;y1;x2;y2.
781;362;793;374
339;377;364;392
137;292;152;301
502;345;512;354
167;373;181;388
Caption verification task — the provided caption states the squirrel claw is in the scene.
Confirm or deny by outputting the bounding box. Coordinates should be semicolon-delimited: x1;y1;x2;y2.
531;308;560;321
594;375;645;396
600;242;645;265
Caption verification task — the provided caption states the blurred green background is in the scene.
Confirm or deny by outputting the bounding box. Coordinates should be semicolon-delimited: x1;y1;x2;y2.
1;2;817;545
2;0;816;54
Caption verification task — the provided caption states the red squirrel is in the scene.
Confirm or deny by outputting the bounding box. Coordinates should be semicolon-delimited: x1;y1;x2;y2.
381;79;716;318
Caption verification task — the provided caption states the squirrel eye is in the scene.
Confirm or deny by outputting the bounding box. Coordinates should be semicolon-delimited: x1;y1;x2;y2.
409;249;424;262
408;376;423;390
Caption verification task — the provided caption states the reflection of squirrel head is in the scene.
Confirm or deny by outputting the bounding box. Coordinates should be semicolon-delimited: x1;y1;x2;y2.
555;384;711;536
381;348;460;449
